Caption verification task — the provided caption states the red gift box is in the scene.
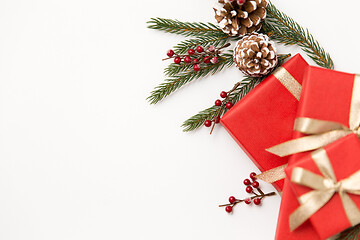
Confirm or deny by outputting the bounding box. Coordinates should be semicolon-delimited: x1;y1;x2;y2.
285;134;360;240
275;136;321;240
276;66;360;239
275;180;320;240
221;54;309;191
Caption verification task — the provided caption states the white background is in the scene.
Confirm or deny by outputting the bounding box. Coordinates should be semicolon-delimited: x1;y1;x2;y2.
0;0;359;239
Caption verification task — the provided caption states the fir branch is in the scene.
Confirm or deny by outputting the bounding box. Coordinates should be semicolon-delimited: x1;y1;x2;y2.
147;52;234;105
181;76;261;132
263;1;334;69
164;63;193;77
147;18;227;38
182;105;220;132
174;35;230;54
336;225;360;240
181;54;291;132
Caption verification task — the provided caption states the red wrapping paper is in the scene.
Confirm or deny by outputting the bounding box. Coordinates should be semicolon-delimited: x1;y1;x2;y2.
285;134;360;240
275;180;320;240
275;131;320;239
221;54;309;191
276;66;359;239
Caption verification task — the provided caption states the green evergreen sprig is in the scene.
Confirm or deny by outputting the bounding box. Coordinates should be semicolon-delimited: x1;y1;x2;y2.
181;76;261;132
263;2;334;69
174;35;230;54
336;224;360;240
147;18;226;37
147;2;334;131
182;54;291;132
147;52;234;105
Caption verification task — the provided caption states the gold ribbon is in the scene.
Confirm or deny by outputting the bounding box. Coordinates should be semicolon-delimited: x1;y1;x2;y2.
272;66;302;101
257;75;360;184
255;164;287;183
289;148;360;231
266;118;359;157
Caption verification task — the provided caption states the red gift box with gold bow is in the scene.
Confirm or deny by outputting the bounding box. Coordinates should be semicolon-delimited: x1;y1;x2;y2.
221;54;309;191
285;134;360;239
271;66;360;239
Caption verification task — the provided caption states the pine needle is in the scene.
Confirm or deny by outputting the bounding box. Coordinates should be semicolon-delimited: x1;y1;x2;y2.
263;1;334;69
336;224;360;240
147;18;227;38
174;35;230;54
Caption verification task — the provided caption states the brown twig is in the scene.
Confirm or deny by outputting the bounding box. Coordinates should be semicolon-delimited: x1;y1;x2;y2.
210;81;241;135
219;191;276;207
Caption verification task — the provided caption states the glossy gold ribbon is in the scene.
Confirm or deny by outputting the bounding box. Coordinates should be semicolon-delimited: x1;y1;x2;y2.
257;75;360;184
272;66;302;101
266;118;359;157
289;148;360;231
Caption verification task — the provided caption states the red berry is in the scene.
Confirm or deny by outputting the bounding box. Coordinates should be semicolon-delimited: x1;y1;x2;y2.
252;181;259;188
196;46;204;53
226;102;233;109
204;120;212;127
215;99;222;106
188;49;195;55
237;0;245;4
220;91;227;98
210;57;219;64
193;64;201;72
184;56;191;63
225;206;233;213
174;57;181;64
192;58;199;63
229;196;236;204
254;198;261;205
250;172;257;180
246;186;253;193
215;117;220;123
204;56;211;64
208;45;216;52
167;49;174;57
243;179;251;185
244;198;252;205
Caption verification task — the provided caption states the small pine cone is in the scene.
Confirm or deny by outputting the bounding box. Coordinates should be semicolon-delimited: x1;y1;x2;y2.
214;0;267;36
233;33;278;77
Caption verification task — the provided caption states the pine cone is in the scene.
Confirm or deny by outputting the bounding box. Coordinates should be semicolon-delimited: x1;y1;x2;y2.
233;33;278;77
214;0;267;36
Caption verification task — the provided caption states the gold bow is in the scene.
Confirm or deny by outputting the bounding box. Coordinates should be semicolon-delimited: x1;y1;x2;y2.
256;75;360;184
290;148;360;231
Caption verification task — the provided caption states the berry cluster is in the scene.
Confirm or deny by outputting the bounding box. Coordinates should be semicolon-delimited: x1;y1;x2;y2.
204;90;234;130
219;172;276;213
165;43;230;72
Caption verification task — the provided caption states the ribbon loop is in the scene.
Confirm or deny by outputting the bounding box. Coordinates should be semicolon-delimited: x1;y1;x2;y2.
266;128;352;157
289;148;360;231
294;118;348;135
